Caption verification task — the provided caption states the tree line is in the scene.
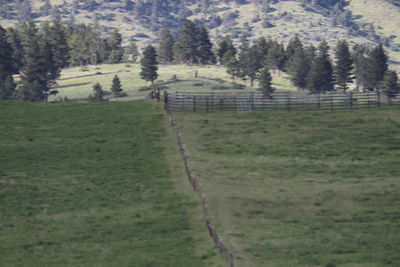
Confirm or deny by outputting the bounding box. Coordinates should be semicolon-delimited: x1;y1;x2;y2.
0;20;137;101
1;18;399;102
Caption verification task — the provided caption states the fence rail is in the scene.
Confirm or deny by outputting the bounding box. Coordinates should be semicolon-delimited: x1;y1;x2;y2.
161;91;400;112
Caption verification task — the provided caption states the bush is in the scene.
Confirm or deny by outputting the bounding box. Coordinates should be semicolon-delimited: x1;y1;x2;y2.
95;72;102;75
192;82;204;86
125;64;132;68
80;66;89;72
211;83;245;90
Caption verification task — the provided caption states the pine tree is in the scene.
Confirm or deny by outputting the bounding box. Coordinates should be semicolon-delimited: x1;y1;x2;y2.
265;40;285;72
6;27;24;73
366;44;388;90
284;35;303;70
352;44;368;91
110;75;124;97
174;19;199;64
258;67;274;98
197;27;216;64
334;40;353;92
217;35;236;65
18;21;48;101
256;36;271;62
287;46;308;90
91;83;104;101
381;70;399;98
0;26;17;80
306;40;334;94
140;45;158;84
239;44;262;87
106;29;123;63
126;42;139;63
0;75;16;100
158;28;174;64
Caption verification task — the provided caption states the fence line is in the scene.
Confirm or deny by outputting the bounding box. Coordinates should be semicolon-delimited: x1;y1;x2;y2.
162;91;400;112
165;103;236;267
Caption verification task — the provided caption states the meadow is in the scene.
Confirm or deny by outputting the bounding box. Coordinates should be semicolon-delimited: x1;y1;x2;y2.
0;100;223;266
174;108;400;267
51;63;293;101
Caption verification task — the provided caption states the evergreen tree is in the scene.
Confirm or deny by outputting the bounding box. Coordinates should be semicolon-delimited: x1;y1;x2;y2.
0;26;17;80
174;19;199;64
126;42;139;63
258;67;274;98
239;44;262;87
381;70;399;98
265;40;285;72
287;46;308;90
256;36;271;62
18;21;48;101
6;27;24;73
140;45;158;84
284;35;303;70
158;28;174;64
306;40;334;94
217;35;236;65
110;75;124;97
40;21;70;69
352;44;368;91
366;44;388;90
334;40;353;92
91;83;103;101
225;51;241;81
0;75;16;100
197;27;216;64
106;29;123;63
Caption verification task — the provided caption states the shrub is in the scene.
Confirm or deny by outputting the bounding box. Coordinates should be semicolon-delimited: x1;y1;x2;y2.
192;82;204;86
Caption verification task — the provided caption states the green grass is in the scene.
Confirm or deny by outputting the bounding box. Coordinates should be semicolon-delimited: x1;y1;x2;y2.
174;108;400;267
0;100;222;266
52;64;293;101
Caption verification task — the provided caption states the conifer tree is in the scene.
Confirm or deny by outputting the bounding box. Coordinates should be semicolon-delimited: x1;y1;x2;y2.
256;36;271;62
140;45;158;84
174;19;199;64
126;42;139;63
381;70;399;98
6;27;24;73
334;40;353;92
239;44;262;87
158;28;174;64
217;35;236;65
0;75;16;100
197;27;216;64
106;29;123;63
0;26;17;79
258;67;274;98
287;46;308;90
284;35;303;70
352;44;368;91
18;21;48;101
366;44;388;90
111;75;124;97
91;83;104;101
265;40;285;72
306;40;334;94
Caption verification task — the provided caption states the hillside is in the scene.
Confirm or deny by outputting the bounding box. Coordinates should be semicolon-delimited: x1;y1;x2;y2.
1;0;400;55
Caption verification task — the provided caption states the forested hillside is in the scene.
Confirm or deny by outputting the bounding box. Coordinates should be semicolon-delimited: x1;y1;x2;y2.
0;0;400;52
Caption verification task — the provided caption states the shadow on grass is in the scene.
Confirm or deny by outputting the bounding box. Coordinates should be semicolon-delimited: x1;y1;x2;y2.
389;59;400;65
55;82;92;89
59;72;113;81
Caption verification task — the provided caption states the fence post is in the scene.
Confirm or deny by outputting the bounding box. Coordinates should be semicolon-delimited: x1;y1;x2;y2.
349;92;353;109
193;96;196;112
164;91;168;110
251;92;254;111
157;88;160;102
206;97;209;113
330;94;334;111
367;93;370;109
377;91;381;108
317;93;321;110
286;92;291;112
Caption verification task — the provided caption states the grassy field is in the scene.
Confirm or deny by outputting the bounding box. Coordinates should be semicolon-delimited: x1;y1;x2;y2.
0;100;223;266
174;108;400;267
52;63;293;101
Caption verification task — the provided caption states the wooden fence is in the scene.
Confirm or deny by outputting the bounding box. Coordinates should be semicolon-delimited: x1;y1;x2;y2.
162;91;400;112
